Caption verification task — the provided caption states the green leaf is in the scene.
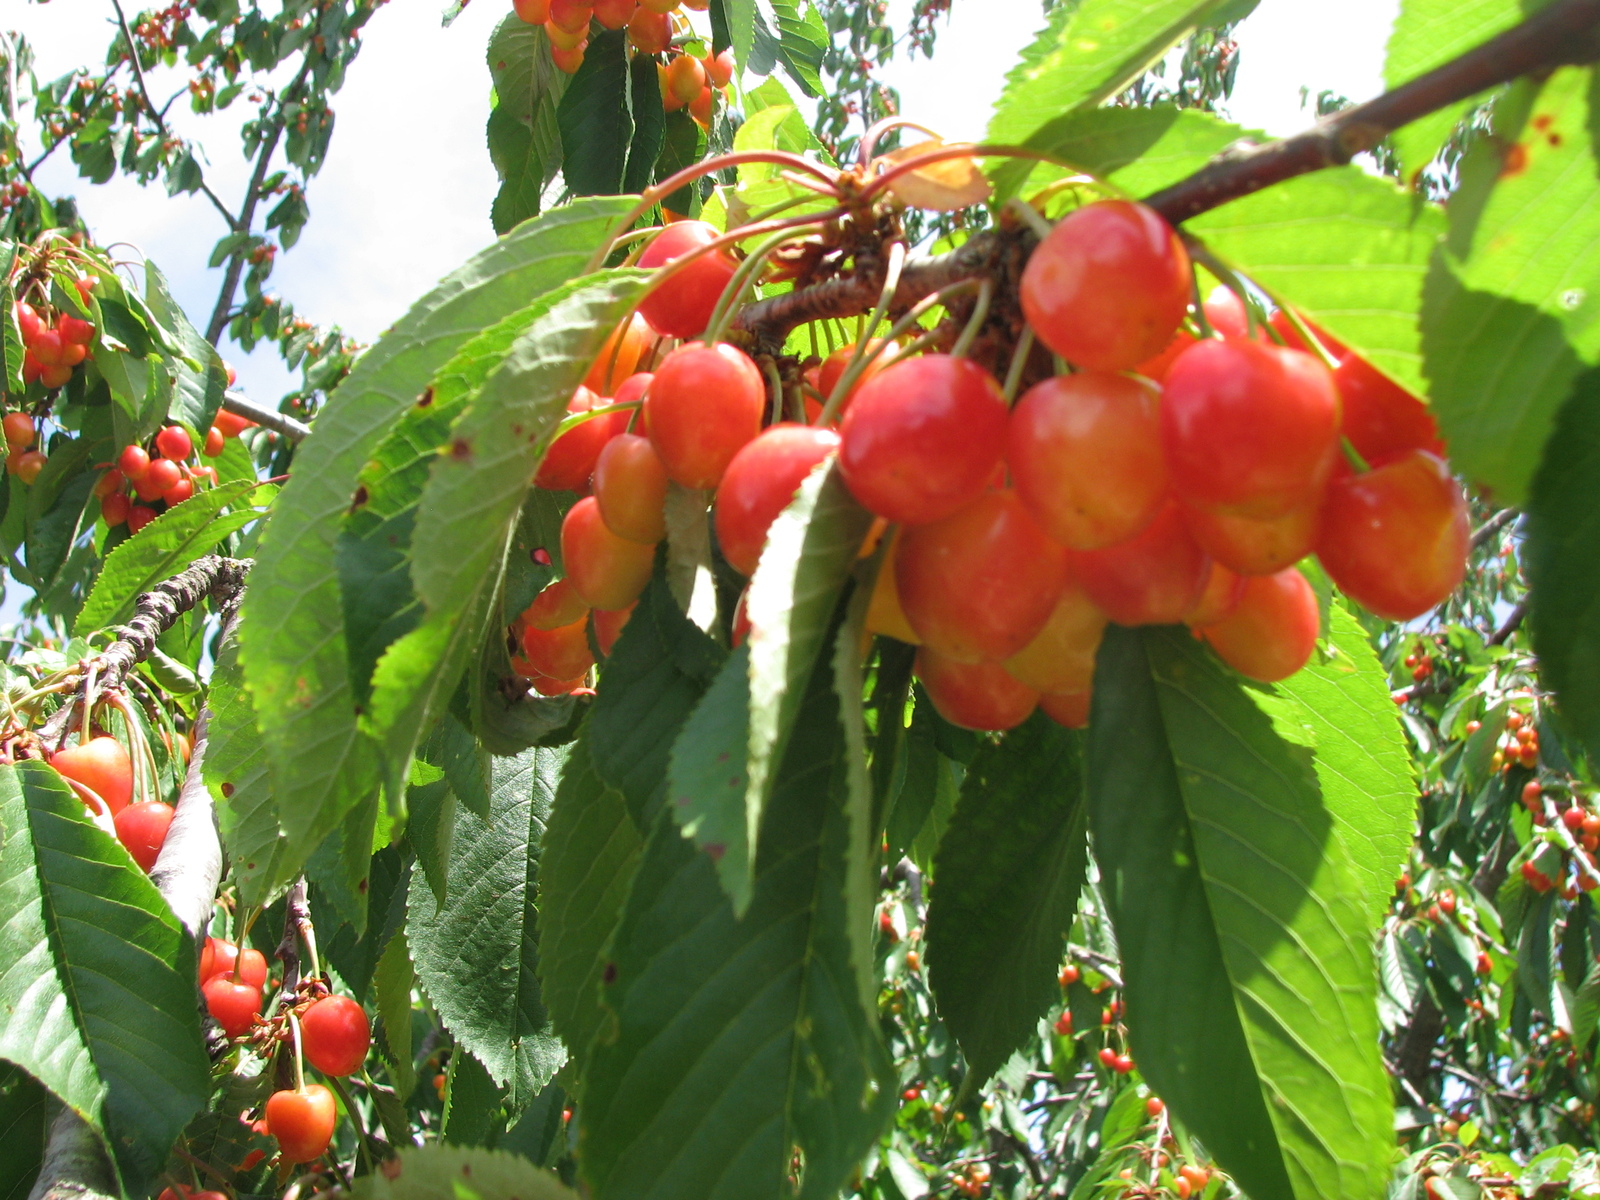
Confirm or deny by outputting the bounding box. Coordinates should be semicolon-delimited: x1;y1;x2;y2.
0;763;210;1190
925;713;1088;1087
374;928;418;1101
0;244;24;396
745;460;875;873
667;643;756;908
771;0;826;98
408;747;568;1109
1089;627;1392;1200
206;626;289;910
1421;67;1600;504
536;727;642;1080
487;17;570;234
728;0;757;75
624;52;665;196
579;653;893;1200
142;259;227;438
1188;168;1446;397
237;197;637;897
76;480;268;634
656;110;708;217
558;29;632;197
348;1145;577;1200
1527;367;1600;771
0;1061;48;1200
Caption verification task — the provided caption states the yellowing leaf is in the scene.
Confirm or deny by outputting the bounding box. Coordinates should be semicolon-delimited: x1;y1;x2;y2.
883;140;992;211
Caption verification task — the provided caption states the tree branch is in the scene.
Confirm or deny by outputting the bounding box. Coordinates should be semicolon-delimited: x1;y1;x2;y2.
1488;597;1529;647
222;389;311;442
25;1108;118;1200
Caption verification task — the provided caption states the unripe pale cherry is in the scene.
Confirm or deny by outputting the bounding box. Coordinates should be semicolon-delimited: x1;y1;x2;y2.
1002;579;1107;696
1198;568;1320;683
666;54;707;105
714;424;840;577
561;496;655;611
545;18;586;49
548;0;593;30
646;343;764;489
1008;371;1167;550
916;648;1040;732
1020;199;1191;372
594;432;669;544
637;221;737;339
1161;339;1342;518
1182;496;1320;577
1076;503;1211;627
703;47;734;87
523;578;589;630
838;355;1008;526
896;489;1070;663
51;735;134;815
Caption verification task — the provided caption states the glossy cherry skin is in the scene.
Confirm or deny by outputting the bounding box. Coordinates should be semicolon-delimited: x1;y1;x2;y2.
2;412;33;449
714;424;840;576
1182;496;1320;577
1183;562;1245;627
136;458;183;502
512;0;551;22
592;602;636;656
1039;689;1091;730
815;340;893;416
114;801;174;872
300;995;372;1077
535;387;614;491
265;1083;337;1163
522;616;595;681
1133;329;1198;384
1333;353;1443;464
594;432;669;544
561;496;655;611
1020;199;1191;372
117;444;151;481
522;577;589;631
896;489;1070;662
645;343;765;489
1076;503;1211;627
585;313;651;394
1202;285;1255;340
128;505;158;534
1002;578;1107;695
51;735;133;816
1162;339;1342;518
593;0;637;27
1317;450;1469;621
202;976;261;1040
916;648;1040;732
155;425;192;460
1198;568;1320;683
627;8;673;54
201;938;269;989
838;355;1008;525
1008;372;1167;550
637;221;737;339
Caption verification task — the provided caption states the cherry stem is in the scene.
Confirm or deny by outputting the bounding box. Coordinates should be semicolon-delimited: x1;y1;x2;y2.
326;1074;373;1175
703;227;809;346
949;278;994;359
1188;269;1216;341
1002;326;1036;404
761;357;785;426
103;689;157;810
289;1011;306;1093
818;240;907;422
1340;436;1371;475
298;906;322;984
858;116;943;167
552;400;641;438
1271;299;1342;371
1002;196;1054;243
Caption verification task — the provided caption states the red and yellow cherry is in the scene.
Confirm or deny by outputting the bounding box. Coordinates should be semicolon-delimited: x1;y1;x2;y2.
529;671;587;696
704;47;735;88
592;602;636;656
557;44;591;72
594;432;669;544
645;342;764;489
592;0;636;27
1182;496;1319;577
522;578;589;631
545;18;587;50
300;995;371;1077
202;426;225;456
816;340;892;413
154;425;193;460
201;938;270;989
1002;579;1107;695
102;492;130;526
714;424;840;577
627;9;672;54
688;86;713;127
11;450;45;485
1039;689;1091;730
896;489;1069;663
659;63;686;111
1316;450;1468;620
40;363;73;389
1333;353;1442;464
114;801;174;872
522;617;595;681
202;975;261;1039
838;355;1008;526
1020;199;1190;372
535;388;615;491
512;0;551;23
1008;371;1167;550
865;534;920;645
1184;562;1245;627
2;412;33;449
265;1083;337;1163
1198;568;1319;683
666;54;706;105
51;735;133;816
561;496;655;610
548;0;592;29
1161;339;1341;518
93;469;124;498
917;649;1039;732
1076;504;1211;627
214;410;254;438
14;302;41;342
29;327;64;365
637;221;737;339
584;313;651;394
128;505;157;534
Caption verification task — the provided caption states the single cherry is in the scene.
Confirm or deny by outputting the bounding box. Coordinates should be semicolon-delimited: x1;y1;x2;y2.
1183;562;1245;627
1002;578;1107;696
202;938;270;989
916;648;1040;732
15;302;41;343
300;995;371;1077
627;8;673;54
584;313;651;395
154;425;193;460
1039;689;1091;730
128;505;158;534
535;387;615;491
512;0;551;22
714;424;840;576
592;602;636;656
1198;568;1319;683
594;432;669;544
646;343;764;489
637;221;737;339
203;426;225;457
114;801;174;872
561;495;655;611
1333;353;1443;464
102;493;130;526
116;448;149;482
202;975;261;1040
1076;504;1211;627
1182;497;1320;577
2;412;33;449
1020;199;1191;372
265;1083;337;1163
522;617;595;681
12;450;46;485
522;578;589;630
51;735;133;815
137;458;183;501
666;54;707;105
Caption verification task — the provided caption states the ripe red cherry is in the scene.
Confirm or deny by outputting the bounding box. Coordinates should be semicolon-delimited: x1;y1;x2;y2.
114;801;174;871
522;617;595;681
1202;285;1255;340
523;578;589;630
585;313;651;394
1333;353;1443;464
512;0;551;22
102;493;130;526
202;939;270;989
30;327;64;366
1020;199;1191;372
154;425;192;460
838;355;1008;525
265;1083;337;1163
548;0;592;30
1161;339;1342;518
628;9;673;54
897;490;1069;662
535;387;615;491
1182;497;1320;577
214;410;254;438
137;457;183;501
1076;504;1211;627
561;496;655;611
646;343;764;489
51;735;133;816
202;976;261;1039
165;476;195;506
637;221;737;339
1008;372;1167;550
12;450;46;485
916;648;1040;732
592;602;636;656
1133;329;1197;383
1039;689;1091;730
714;424;840;577
592;0;636;28
1198;568;1319;683
594;432;669;544
704;47;735;88
1316;450;1468;621
128;505;158;534
300;995;372;1077
203;426;225;457
1184;562;1245;627
2;412;33;449
1002;578;1106;696
15;302;41;343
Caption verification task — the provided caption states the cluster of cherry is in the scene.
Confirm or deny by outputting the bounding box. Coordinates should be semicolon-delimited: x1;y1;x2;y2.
16;289;94;392
51;732;179;873
93;411;253;532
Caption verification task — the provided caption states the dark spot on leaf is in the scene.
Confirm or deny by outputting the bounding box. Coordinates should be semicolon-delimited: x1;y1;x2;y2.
416;387;434;408
354;704;364;716
1500;142;1529;177
706;843;726;862
1533;114;1554;131
350;484;368;511
246;862;255;869
603;961;617;984
717;751;730;763
1549;133;1563;147
728;776;741;789
450;438;472;460
461;1165;471;1177
358;877;369;893
221;782;235;798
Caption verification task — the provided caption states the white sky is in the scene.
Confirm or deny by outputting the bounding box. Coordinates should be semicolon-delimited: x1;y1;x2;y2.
15;0;1399;406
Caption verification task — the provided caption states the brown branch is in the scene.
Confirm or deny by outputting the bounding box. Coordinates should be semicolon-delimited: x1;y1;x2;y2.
1471;508;1519;550
1488;597;1529;647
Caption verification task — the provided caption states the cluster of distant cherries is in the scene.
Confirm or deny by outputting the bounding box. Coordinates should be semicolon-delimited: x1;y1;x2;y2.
16;284;95;394
518;200;1470;730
